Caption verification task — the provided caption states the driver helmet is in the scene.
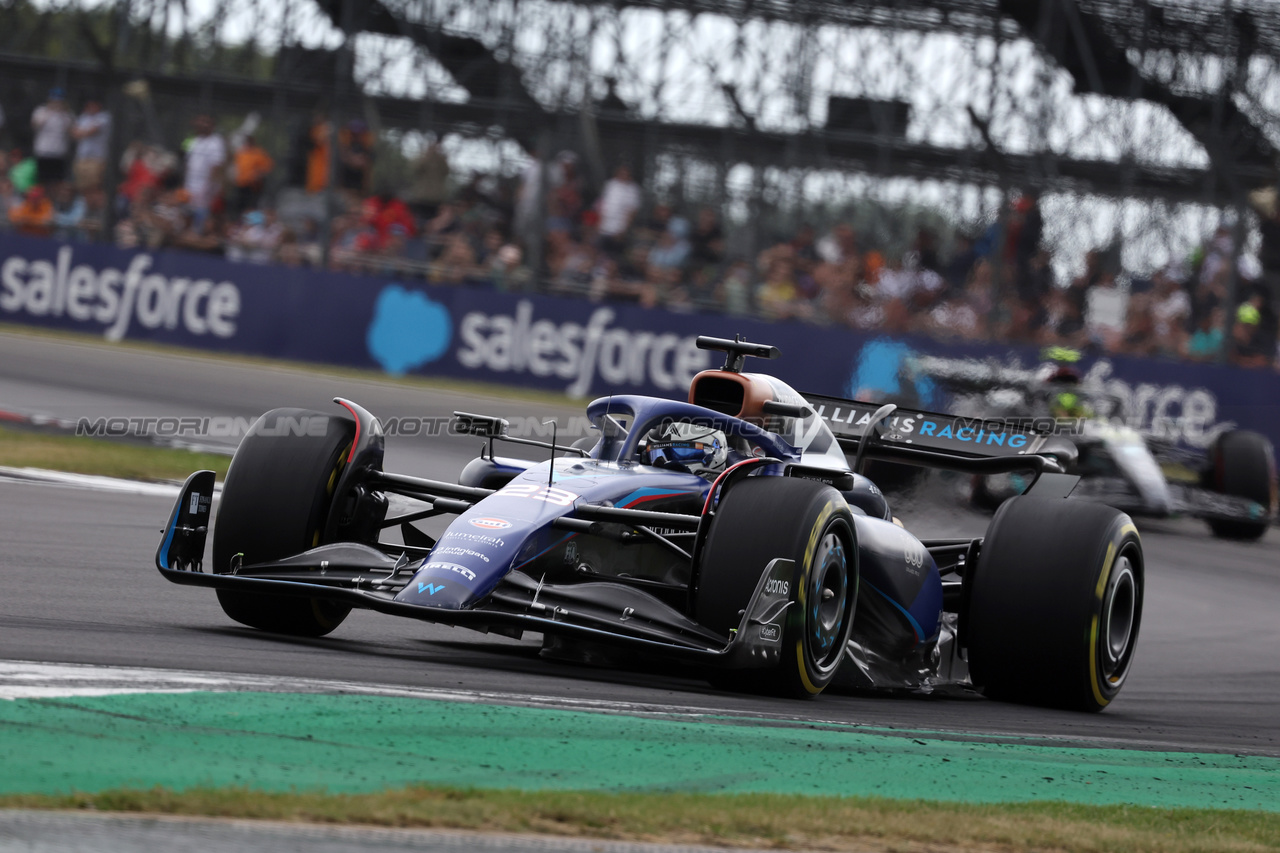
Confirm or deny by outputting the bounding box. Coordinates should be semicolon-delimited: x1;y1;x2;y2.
1050;390;1089;420
642;422;729;479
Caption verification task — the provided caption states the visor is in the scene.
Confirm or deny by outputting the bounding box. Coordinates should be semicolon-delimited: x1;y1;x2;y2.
647;438;719;468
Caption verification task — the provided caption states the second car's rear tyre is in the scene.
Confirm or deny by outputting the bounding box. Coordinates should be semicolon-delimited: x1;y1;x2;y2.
696;477;858;698
211;407;355;637
1204;430;1275;542
966;496;1143;712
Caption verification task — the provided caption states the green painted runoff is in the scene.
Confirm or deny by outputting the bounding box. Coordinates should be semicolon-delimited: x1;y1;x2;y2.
0;692;1274;811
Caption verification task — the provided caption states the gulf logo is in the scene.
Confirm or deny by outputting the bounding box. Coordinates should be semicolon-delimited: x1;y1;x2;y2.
469;517;512;531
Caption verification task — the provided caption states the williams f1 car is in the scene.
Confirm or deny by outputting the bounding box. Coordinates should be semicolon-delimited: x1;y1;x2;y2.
157;336;1144;710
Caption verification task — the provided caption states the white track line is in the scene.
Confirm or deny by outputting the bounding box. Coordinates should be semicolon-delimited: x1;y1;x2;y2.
0;660;735;715
0;467;219;498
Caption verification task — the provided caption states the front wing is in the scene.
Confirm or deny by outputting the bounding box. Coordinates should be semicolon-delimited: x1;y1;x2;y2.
1071;474;1271;523
157;471;798;669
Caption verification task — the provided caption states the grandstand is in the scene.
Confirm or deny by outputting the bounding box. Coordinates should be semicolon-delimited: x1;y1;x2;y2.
2;0;1279;361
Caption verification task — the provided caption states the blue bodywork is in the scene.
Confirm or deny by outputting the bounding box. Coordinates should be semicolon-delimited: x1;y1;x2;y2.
156;384;949;683
393;393;943;649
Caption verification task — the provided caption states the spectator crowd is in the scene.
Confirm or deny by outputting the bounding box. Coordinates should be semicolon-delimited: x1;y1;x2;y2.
3;89;1279;371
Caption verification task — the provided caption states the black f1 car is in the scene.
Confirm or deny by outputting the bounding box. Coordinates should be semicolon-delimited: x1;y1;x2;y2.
157;336;1144;711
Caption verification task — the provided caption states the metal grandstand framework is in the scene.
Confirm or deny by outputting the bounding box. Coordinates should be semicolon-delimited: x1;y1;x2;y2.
4;0;1280;273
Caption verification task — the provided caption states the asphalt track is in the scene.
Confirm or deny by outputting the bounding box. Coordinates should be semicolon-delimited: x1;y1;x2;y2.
2;329;1279;759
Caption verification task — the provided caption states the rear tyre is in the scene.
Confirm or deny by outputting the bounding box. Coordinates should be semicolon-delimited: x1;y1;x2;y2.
211;407;355;637
966;496;1143;712
696;478;857;698
1203;430;1275;541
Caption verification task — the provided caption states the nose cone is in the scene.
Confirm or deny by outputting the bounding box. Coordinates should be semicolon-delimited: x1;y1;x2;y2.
392;502;545;609
1112;437;1173;516
398;564;478;609
1145;483;1174;516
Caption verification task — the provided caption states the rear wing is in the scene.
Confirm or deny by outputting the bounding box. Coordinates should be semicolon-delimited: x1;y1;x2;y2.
800;392;1074;478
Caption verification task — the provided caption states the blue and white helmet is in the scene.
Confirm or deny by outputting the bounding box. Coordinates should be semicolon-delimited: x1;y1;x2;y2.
643;422;729;479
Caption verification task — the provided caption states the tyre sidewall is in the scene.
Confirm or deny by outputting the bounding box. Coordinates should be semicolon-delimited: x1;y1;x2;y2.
211;408;356;636
1205;430;1275;541
967;496;1143;712
785;502;858;695
696;477;858;697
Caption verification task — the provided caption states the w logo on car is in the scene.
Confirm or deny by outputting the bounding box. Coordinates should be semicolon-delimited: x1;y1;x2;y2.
418;582;445;595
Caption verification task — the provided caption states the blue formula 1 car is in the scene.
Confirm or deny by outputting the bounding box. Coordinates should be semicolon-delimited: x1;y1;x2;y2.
157;336;1144;711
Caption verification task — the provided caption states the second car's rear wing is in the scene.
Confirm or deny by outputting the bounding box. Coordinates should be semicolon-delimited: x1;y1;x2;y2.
800;392;1077;479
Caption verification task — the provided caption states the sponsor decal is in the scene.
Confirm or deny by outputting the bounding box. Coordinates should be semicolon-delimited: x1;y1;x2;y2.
848;337;938;407
1084;360;1229;448
814;401;1044;449
423;562;477;582
759;623;781;642
813;405;923;438
764;579;790;596
431;546;490;564
903;540;926;576
366;285;452;375
418;582;445;595
0;246;240;341
918;419;1028;448
188;493;199;514
469;517;512;530
456;301;712;397
441;531;507;548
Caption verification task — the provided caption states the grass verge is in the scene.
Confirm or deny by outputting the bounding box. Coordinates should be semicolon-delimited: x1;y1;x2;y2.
1;787;1276;853
0;426;230;482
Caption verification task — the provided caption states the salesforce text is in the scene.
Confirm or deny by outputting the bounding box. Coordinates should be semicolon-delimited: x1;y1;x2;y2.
457;302;711;396
1;247;240;341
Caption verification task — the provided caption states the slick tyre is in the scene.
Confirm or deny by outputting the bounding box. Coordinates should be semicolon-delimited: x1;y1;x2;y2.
211;407;355;637
1204;430;1275;542
696;478;858;698
966;496;1143;712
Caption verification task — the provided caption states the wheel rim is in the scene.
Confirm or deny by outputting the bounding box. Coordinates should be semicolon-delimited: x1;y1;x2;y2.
1101;552;1138;681
807;528;849;668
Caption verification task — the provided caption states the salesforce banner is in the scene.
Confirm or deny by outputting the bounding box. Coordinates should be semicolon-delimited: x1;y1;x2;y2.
3;232;1278;451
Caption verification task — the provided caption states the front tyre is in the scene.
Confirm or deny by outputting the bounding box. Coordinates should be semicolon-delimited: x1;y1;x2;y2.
966;496;1143;712
696;478;858;698
1204;430;1275;542
211;407;355;637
